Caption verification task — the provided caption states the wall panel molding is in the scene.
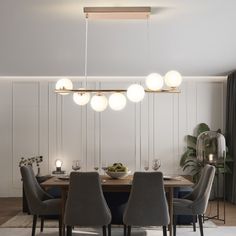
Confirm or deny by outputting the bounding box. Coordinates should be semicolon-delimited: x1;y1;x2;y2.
12;82;39;189
0;79;226;196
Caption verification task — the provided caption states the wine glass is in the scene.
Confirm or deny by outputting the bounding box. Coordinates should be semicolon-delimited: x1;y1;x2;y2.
94;159;99;171
143;160;149;171
152;159;161;171
72;160;82;171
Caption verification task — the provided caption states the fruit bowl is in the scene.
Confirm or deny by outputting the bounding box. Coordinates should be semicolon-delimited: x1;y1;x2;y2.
105;170;131;179
105;163;130;179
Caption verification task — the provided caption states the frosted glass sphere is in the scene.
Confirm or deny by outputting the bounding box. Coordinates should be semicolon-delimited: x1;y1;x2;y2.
73;89;90;106
109;93;127;111
164;70;182;88
127;84;145;102
145;73;164;91
91;94;108;112
55;78;73;95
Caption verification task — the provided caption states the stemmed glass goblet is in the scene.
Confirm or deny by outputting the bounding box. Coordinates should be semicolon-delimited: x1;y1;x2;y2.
72;160;82;171
143;160;149;171
152;159;161;171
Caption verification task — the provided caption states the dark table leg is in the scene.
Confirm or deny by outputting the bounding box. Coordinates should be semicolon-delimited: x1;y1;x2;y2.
167;187;173;236
61;188;67;236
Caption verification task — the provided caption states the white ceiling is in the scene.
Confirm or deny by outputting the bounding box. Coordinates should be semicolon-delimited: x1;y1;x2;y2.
0;0;235;77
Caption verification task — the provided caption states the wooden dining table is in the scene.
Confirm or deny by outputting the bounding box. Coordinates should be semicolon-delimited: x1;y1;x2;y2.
41;174;193;236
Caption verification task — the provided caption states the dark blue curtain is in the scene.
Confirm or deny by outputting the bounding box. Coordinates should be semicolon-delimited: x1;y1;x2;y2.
225;72;236;203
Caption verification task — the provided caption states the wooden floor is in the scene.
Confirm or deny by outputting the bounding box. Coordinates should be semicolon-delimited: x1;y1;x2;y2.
206;200;236;226
0;198;236;226
0;198;22;225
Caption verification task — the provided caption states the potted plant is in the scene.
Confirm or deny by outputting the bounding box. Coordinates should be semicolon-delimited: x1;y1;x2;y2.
180;123;232;183
19;156;43;176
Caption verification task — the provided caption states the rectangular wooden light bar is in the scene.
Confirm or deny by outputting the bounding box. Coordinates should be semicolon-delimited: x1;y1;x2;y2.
84;7;151;20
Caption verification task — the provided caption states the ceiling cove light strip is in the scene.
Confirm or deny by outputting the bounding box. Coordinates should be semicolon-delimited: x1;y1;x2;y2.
55;7;182;112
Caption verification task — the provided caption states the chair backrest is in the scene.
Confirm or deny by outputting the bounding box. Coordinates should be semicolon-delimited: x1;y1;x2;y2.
123;172;169;226
20;165;45;214
64;172;111;227
191;164;216;213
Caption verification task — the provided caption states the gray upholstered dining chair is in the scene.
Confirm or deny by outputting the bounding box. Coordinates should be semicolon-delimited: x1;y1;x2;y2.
64;172;112;236
20;165;62;236
173;164;215;236
123;172;169;236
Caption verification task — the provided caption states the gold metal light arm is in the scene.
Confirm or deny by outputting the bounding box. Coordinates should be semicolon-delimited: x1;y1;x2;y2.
55;88;180;94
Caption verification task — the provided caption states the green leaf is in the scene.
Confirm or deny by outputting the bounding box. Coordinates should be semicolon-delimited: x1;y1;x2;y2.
196;123;210;136
225;155;234;162
183;164;197;172
190;168;201;174
218;167;225;174
180;149;196;167
193;171;201;183
222;164;232;174
184;159;198;165
180;153;188;167
187;135;197;149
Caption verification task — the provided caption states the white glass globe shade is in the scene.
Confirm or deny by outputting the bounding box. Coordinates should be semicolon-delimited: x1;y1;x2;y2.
145;73;164;91
127;84;145;103
90;94;108;112
164;70;182;88
73;90;90;106
55;78;73;95
109;93;127;111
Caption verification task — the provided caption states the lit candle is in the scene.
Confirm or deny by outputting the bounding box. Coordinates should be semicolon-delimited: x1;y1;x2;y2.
208;154;214;162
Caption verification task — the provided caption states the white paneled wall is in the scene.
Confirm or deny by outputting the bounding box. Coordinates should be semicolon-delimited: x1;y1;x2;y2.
0;79;226;197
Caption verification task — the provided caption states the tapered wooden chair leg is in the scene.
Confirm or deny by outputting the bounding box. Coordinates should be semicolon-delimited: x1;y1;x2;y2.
127;226;131;236
32;215;37;236
66;226;72;236
198;215;204;236
163;226;167;236
40;216;44;232
193;215;196;232
103;226;107;236
173;215;177;236
124;224;127;236
58;217;62;236
108;224;111;236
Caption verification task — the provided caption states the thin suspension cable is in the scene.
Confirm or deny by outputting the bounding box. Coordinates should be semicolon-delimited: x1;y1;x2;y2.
146;16;150;164
148;94;150;165
153;93;155;159
84;17;89;88
146;16;150;73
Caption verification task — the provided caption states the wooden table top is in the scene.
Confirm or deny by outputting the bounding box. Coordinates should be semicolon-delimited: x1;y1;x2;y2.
41;174;193;192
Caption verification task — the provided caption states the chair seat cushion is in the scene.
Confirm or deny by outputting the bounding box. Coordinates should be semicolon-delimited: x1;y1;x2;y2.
39;199;61;216
173;198;194;215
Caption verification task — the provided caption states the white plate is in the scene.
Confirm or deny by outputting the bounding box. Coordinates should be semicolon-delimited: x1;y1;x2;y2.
163;175;172;180
58;176;69;180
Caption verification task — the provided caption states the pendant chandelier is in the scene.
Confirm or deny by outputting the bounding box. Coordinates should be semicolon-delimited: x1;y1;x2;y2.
55;7;182;112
